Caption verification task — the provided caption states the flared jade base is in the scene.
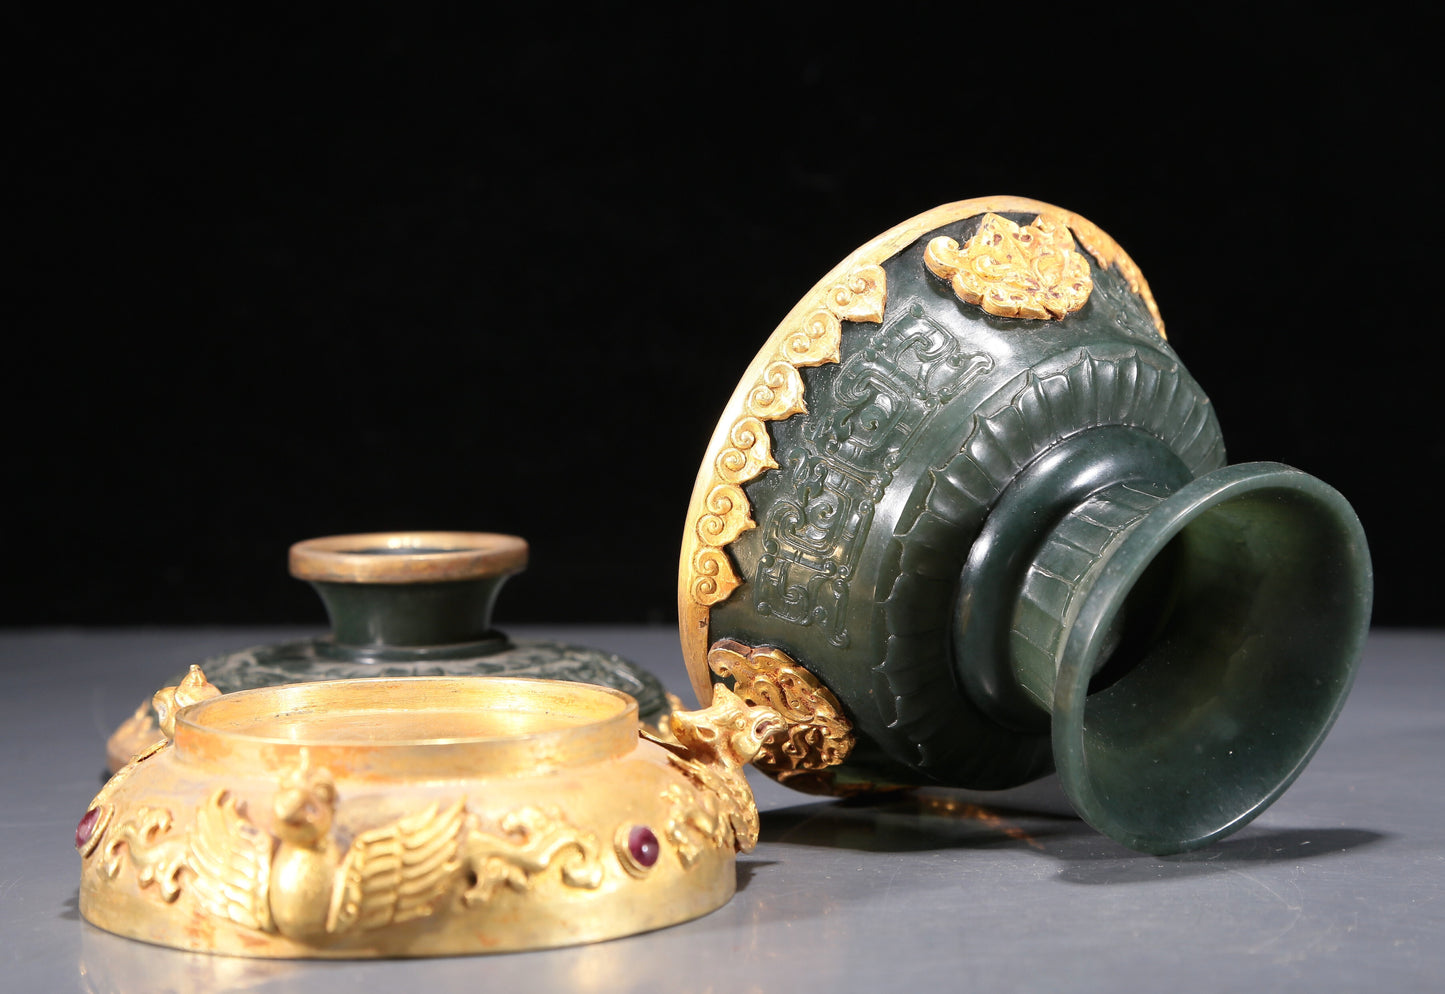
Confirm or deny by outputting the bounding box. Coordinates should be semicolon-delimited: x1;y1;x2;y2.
1014;462;1370;853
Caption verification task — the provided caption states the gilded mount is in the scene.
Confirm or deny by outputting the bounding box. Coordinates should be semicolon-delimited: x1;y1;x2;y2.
80;670;785;957
706;640;853;789
925;213;1093;320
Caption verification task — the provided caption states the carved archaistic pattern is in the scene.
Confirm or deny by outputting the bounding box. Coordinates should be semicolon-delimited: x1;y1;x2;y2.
685;264;887;608
876;346;1224;771
925;213;1092;320
707;639;853;783
753;302;993;646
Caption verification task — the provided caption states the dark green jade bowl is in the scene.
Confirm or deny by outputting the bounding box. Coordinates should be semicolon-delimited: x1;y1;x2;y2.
106;531;667;771
679;197;1372;855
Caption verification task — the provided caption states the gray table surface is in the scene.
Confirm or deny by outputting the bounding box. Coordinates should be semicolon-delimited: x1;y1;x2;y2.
2;626;1441;993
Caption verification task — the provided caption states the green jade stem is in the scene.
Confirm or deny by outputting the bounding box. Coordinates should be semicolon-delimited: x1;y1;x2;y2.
310;571;513;661
971;455;1373;854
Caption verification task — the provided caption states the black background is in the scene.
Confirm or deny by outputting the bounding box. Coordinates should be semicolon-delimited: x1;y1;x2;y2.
10;8;1442;630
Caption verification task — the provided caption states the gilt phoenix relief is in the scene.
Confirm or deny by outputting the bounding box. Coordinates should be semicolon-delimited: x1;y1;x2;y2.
84;753;606;943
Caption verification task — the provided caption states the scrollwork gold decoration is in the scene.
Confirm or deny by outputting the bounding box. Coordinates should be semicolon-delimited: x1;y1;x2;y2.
696;483;754;549
659;781;738;869
925;213;1092;320
707;639;853;784
104;805;186;899
745;361;808;422
460;806;603;905
715;415;779;484
689;545;743;606
682;263;887;613
824;266;887;323
83;736;168;861
781;310;842;367
86;667;222;866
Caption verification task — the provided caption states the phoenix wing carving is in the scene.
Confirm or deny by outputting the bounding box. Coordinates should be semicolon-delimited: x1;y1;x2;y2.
186;789;275;933
326;799;467;934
